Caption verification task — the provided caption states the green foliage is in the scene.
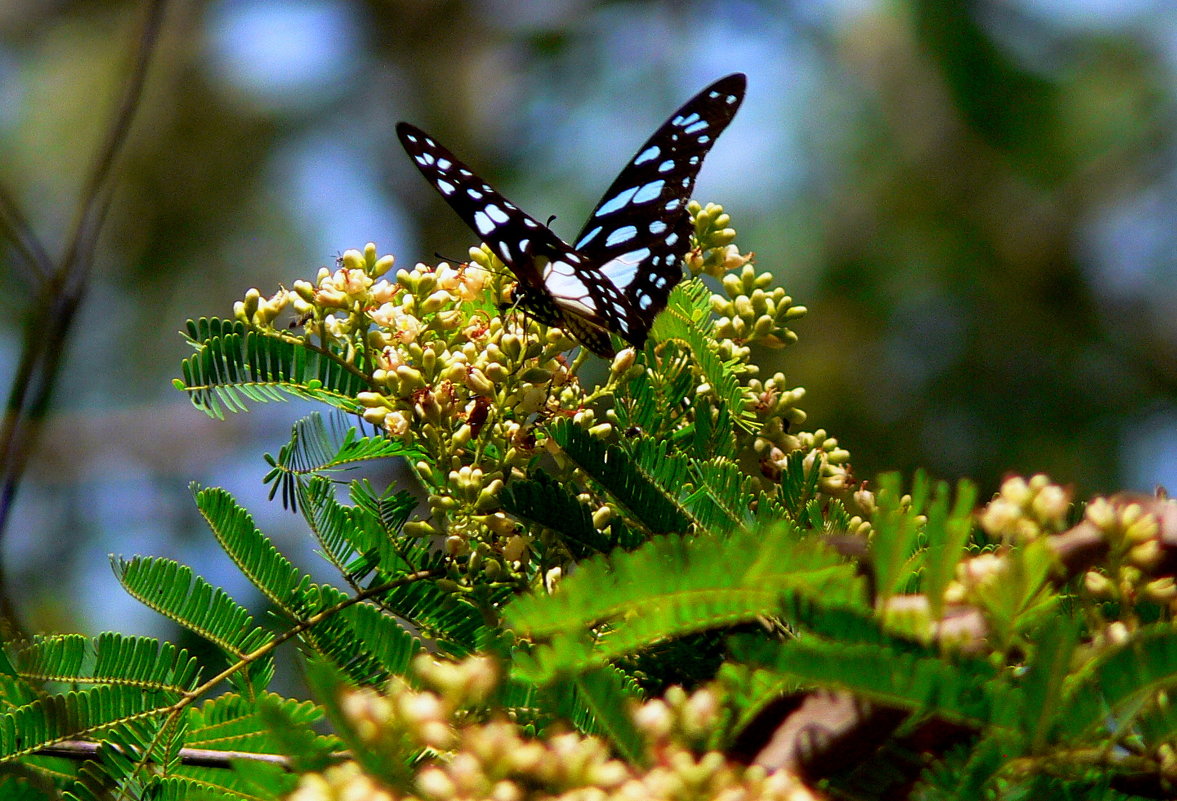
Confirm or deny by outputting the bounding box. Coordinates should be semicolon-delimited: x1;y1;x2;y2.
179;318;368;419
263;411;422;511
10;215;1177;801
650;280;758;433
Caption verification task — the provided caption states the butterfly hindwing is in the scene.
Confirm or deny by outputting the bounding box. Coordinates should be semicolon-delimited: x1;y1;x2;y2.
397;74;746;357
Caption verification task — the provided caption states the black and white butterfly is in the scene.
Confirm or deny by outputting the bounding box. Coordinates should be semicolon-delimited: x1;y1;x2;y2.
396;73;746;357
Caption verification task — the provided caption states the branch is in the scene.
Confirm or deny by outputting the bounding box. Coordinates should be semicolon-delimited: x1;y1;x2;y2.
0;0;168;554
36;739;349;771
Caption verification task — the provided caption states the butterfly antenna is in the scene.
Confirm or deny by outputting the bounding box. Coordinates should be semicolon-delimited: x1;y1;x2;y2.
545;215;558;229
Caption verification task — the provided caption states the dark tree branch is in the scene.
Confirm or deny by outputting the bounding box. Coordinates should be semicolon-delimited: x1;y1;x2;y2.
0;0;169;640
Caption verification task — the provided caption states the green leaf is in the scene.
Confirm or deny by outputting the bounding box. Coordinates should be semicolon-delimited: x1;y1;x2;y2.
573;667;646;765
546;418;693;535
194;486;310;616
256;692;338;773
871;472;926;602
733;635;1012;730
178;318;368;418
500;471;612;557
0;685;174;761
507;523;858;680
1022;615;1080;750
922;479;977;619
111;557;273;666
17;634;199;694
651;280;757;432
264;412;422;512
1065;624;1177;742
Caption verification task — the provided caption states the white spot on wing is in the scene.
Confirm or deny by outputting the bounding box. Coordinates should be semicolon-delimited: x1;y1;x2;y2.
633;181;663;203
576;225;603;248
437;158;452;169
600;248;651;288
486;204;510;224
596;185;640;216
684;120;708;134
649;220;667;235
474;211;494;236
605;226;638;247
543;264;598;314
634;145;660;165
438;179;455;195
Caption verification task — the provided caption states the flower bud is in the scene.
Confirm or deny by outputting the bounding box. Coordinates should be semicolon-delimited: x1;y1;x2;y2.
610;348;635;375
421;290;451;314
340;249;364;271
396;365;425;391
372;253;395;277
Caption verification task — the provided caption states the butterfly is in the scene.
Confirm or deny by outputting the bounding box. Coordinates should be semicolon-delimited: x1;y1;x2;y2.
396;73;746;357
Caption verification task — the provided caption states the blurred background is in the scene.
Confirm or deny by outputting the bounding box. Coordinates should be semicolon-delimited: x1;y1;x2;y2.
1;0;1175;646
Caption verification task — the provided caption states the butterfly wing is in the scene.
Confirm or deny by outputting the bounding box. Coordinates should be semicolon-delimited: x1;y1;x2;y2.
398;122;628;355
572;73;746;348
396;122;565;291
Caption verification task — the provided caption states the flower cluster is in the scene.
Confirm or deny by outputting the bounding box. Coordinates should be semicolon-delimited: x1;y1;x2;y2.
224;200;861;577
1080;494;1177;612
679;204;858;507
978;474;1071;544
230;243;614;580
288;656;820;801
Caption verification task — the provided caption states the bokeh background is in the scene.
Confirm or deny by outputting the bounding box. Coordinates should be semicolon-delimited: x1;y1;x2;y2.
2;0;1175;645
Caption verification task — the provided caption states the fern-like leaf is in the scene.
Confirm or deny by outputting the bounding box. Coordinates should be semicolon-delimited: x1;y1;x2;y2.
546;418;693;535
263;412;422;512
17;634;199;694
194;486;310;617
179;318;368;419
731;634;1014;730
507;524;859;680
0;685;174;761
1064;623;1177;744
650;280;757;431
500;472;612;558
111;557;272;669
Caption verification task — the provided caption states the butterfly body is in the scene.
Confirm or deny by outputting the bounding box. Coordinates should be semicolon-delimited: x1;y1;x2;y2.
397;73;746;357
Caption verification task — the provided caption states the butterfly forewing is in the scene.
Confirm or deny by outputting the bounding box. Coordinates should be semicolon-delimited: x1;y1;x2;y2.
396;122;563;288
396;74;746;357
573;74;746;342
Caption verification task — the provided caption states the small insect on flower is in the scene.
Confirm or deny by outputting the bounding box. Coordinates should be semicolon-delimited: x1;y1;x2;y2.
467;395;492;439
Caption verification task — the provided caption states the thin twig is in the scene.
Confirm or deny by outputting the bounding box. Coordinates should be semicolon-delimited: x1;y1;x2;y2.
60;0;167;296
0;185;52;276
37;739;350;771
0;0;168;551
